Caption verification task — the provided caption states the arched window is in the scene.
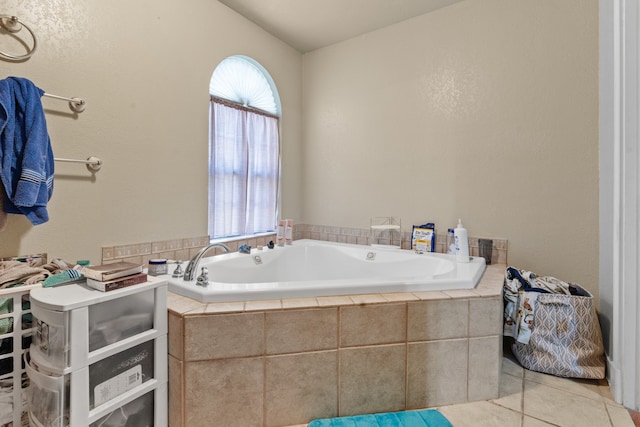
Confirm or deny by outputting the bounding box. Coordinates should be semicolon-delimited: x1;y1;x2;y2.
208;56;281;239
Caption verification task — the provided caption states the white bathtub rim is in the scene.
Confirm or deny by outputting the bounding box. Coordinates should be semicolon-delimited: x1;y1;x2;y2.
166;239;486;303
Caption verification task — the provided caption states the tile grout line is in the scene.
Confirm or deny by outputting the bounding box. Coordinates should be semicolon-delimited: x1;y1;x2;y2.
466;299;471;403
262;311;267;427
603;401;617;427
520;363;526;427
523;375;615;403
404;301;409;410
337;306;342;416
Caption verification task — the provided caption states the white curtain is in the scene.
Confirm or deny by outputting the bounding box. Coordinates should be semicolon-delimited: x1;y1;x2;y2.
209;100;279;238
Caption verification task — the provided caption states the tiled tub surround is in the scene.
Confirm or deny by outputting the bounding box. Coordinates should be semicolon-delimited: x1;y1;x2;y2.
100;224;506;265
100;234;276;264
294;224;508;265
167;263;505;427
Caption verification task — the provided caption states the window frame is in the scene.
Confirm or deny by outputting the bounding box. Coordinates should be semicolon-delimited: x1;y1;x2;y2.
208;57;282;241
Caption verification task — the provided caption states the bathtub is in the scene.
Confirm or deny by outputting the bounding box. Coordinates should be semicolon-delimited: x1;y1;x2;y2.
166;239;486;302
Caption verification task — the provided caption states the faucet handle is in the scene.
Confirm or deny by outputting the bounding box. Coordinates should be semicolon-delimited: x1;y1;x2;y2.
196;266;209;286
172;260;184;278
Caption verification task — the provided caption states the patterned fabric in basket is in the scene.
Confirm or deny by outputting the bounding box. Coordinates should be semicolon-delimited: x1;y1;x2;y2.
509;276;605;379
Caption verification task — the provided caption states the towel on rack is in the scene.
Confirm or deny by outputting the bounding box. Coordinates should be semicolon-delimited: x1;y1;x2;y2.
0;77;54;225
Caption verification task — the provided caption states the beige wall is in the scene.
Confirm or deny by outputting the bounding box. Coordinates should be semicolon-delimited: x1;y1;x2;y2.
302;1;599;297
1;0;600;300
0;0;303;263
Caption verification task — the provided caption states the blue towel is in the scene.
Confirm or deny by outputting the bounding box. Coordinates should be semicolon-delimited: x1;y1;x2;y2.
0;77;54;225
308;409;453;427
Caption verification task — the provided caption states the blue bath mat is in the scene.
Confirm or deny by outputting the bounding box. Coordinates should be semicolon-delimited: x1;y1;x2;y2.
307;409;453;427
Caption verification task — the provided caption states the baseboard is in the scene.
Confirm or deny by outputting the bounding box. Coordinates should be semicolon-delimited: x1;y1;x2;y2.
607;354;623;404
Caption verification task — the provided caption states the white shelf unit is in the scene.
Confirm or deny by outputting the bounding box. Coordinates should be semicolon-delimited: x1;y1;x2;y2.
27;278;167;427
370;217;402;248
0;284;40;427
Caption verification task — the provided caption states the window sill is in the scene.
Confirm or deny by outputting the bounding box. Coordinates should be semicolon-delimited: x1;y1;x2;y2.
210;231;276;245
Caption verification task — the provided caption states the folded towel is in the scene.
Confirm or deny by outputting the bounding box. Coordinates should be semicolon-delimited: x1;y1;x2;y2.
0;260;49;288
42;269;83;287
0;77;54;225
308;409;453;427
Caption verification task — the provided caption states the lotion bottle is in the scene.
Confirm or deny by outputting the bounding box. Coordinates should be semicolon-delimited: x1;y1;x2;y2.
454;218;470;263
276;219;286;246
285;219;294;245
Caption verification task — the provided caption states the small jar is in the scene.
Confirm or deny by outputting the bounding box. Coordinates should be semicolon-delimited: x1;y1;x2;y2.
148;259;168;276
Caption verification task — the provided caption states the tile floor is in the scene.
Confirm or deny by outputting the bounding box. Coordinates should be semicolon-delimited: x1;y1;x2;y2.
287;349;637;427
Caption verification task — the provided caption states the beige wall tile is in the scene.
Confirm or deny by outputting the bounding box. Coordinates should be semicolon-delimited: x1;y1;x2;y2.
408;299;469;341
407;339;468;408
184;313;263;361
168;355;183;427
174;250;191;263
469;297;502;337
340;304;406;347
126;243;149;256
182;236;210;249
468;336;501;401
266;308;338;354
102;246;114;261
265;351;338;426
184;358;263;427
168;312;184;360
339;344;406;416
119;255;143;265
226;240;239;252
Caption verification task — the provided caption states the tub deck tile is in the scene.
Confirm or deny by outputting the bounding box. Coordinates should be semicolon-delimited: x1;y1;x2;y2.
204;301;246;314
245;299;283;311
412;291;452;300
282;297;320;309
317;296;355;307
443;289;480;299
168;263;508;427
382;292;420;302
472;288;502;297
349;294;387;304
168;292;206;315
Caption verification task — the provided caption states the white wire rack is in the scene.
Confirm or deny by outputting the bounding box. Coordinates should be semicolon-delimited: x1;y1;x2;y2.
0;285;39;427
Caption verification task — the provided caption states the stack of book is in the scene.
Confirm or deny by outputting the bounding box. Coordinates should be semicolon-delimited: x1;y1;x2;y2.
81;261;147;292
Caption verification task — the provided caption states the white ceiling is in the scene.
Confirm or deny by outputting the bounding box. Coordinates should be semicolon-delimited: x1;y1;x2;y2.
218;0;465;53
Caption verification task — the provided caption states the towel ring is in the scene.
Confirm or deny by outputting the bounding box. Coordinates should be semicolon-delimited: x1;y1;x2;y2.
0;15;37;60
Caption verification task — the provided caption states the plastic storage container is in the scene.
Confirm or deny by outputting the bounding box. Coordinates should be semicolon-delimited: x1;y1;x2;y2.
26;356;70;427
27;278;168;426
30;288;155;374
89;390;154;427
89;339;155;408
